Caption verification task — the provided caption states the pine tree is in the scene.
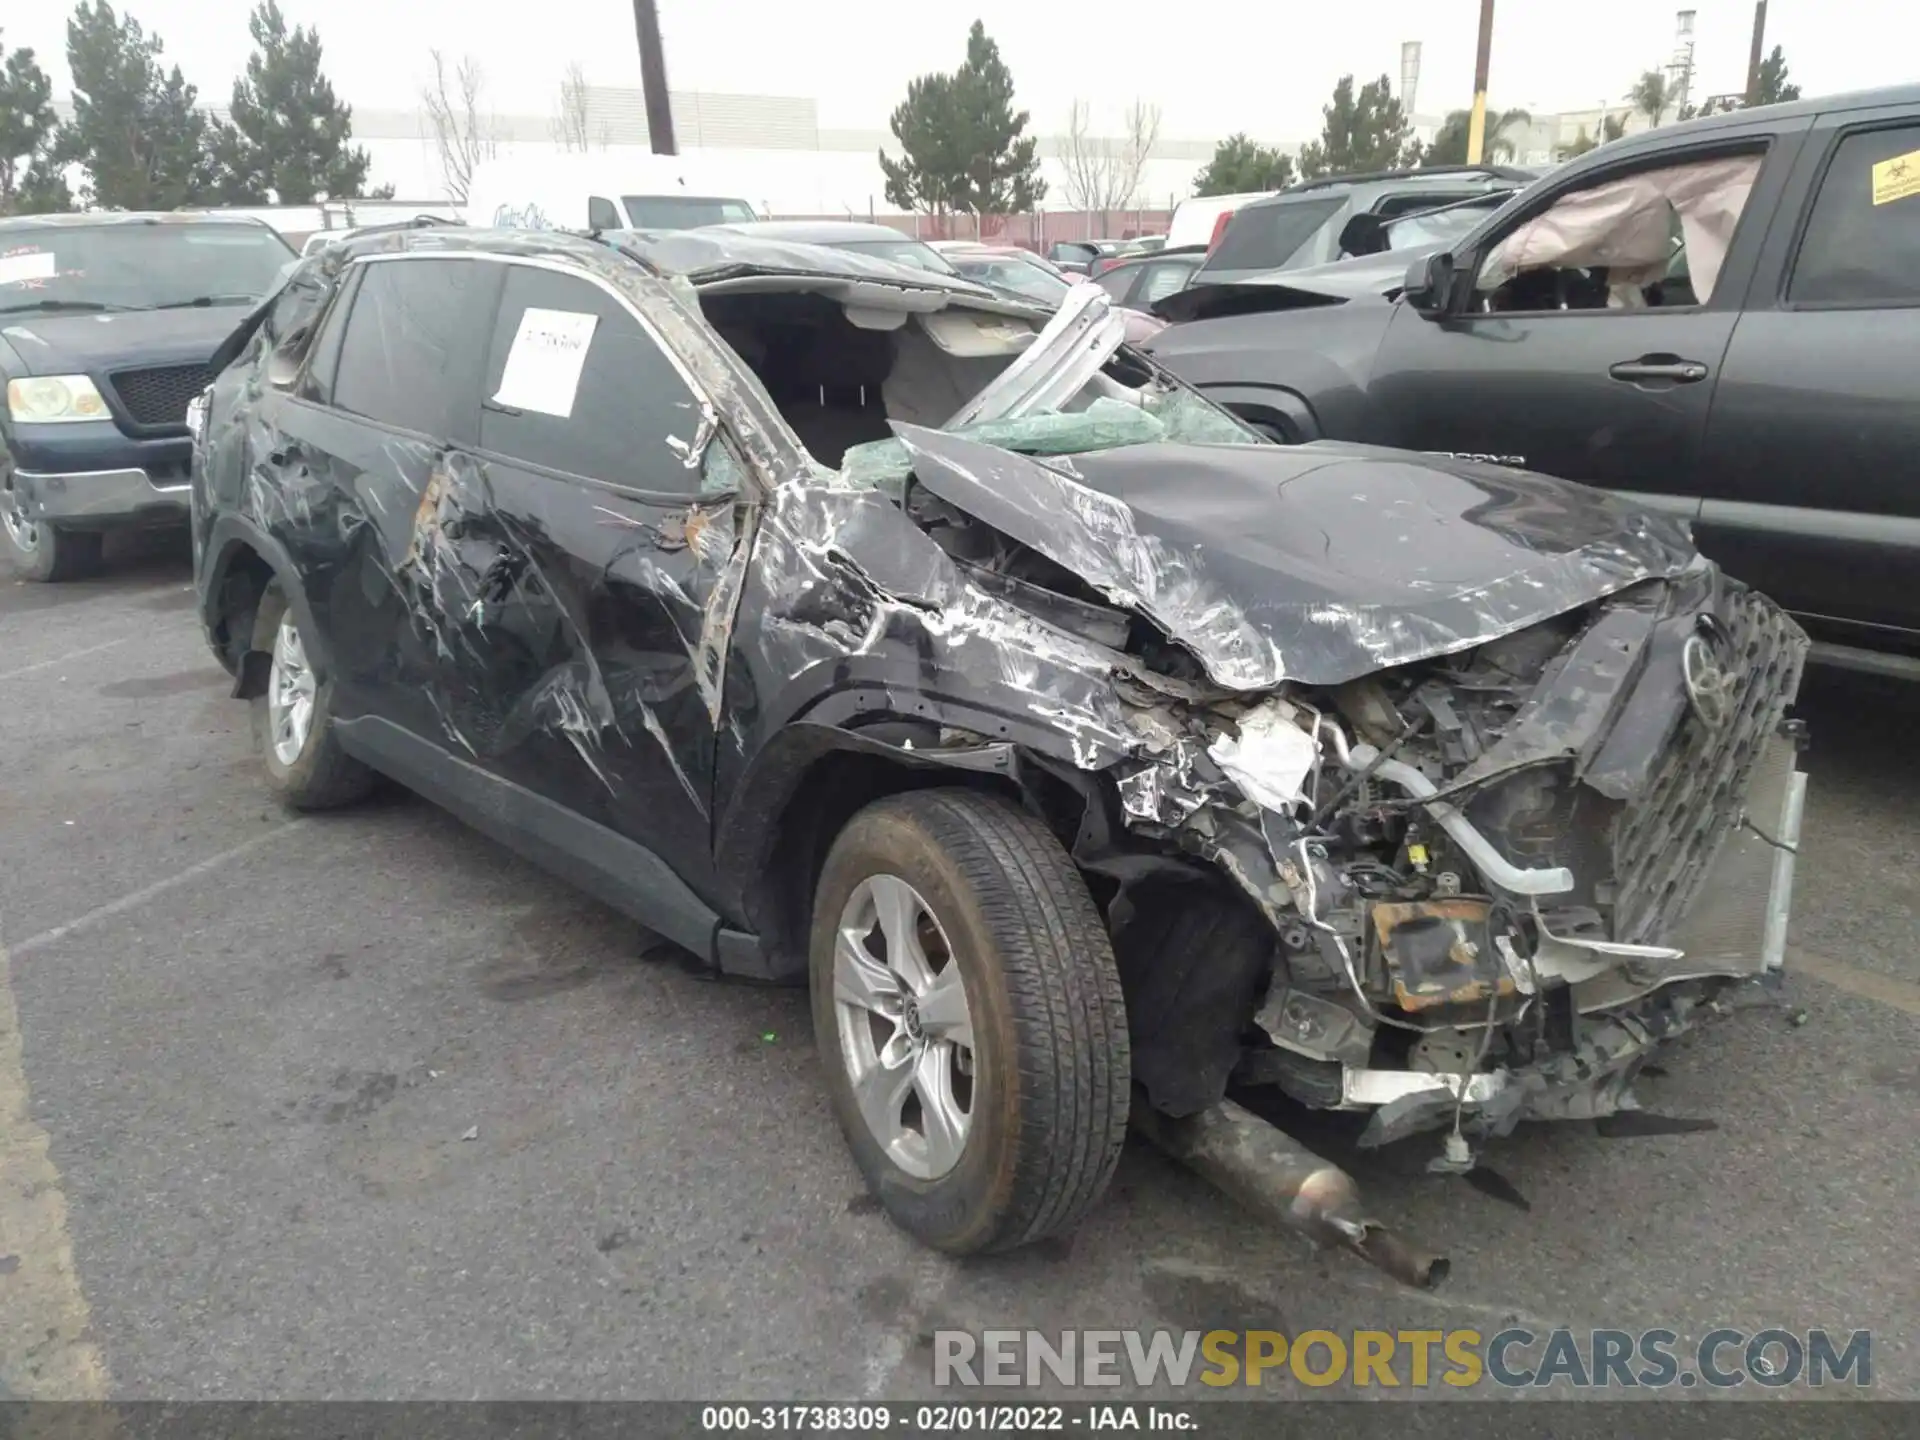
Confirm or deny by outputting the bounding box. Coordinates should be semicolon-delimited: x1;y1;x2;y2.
1296;75;1419;181
57;1;215;209
207;0;375;203
1193;134;1293;196
948;21;1044;215
878;72;962;216
1754;45;1801;105
0;34;70;214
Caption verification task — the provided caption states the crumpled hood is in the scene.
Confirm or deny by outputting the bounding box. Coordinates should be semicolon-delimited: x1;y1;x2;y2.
890;426;1699;688
0;305;243;376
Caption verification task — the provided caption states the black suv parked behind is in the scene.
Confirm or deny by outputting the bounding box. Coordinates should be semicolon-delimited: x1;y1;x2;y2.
0;212;295;580
190;224;1806;1275
1146;85;1920;672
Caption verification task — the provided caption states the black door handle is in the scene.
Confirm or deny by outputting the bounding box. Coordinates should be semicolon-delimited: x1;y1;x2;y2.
1609;357;1709;384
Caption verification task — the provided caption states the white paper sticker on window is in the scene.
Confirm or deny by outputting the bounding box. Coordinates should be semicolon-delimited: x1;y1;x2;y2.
491;307;599;418
0;251;58;286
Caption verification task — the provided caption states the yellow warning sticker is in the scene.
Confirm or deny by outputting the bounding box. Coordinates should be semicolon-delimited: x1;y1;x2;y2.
1871;148;1920;206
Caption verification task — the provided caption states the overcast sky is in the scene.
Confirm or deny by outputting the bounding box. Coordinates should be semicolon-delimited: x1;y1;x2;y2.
9;1;1915;141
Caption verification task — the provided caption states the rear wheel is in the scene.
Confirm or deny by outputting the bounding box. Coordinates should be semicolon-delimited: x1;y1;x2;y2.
810;789;1129;1254
0;480;102;581
249;582;375;810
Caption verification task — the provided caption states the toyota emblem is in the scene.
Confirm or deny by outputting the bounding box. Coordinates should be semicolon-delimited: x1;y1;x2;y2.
1681;620;1736;730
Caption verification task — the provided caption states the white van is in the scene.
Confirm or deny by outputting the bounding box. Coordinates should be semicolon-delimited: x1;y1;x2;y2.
1165;191;1279;250
463;153;762;233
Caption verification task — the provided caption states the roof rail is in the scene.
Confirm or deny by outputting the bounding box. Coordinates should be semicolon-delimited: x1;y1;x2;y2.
1282;163;1538;193
328;214;467;240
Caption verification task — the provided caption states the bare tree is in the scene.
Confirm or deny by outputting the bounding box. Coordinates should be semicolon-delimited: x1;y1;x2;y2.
420;50;499;203
1058;98;1162;232
552;61;594;152
1059;100;1115;217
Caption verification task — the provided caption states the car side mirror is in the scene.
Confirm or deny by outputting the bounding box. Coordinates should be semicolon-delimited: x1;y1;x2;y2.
1403;251;1456;316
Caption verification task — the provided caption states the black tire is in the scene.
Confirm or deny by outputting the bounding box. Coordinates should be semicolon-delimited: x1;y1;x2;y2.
810;788;1129;1254
0;498;103;581
248;582;375;810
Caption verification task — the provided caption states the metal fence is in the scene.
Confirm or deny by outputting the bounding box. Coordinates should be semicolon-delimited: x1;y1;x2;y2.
770;209;1176;250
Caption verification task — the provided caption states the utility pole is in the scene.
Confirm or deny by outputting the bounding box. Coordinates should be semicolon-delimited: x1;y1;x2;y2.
632;0;677;155
1744;0;1769;106
1465;0;1496;165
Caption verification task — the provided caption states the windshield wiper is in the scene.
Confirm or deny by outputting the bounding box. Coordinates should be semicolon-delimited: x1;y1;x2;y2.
146;294;258;310
0;298;128;315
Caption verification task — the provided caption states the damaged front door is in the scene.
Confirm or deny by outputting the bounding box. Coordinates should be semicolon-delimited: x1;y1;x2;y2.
444;258;740;901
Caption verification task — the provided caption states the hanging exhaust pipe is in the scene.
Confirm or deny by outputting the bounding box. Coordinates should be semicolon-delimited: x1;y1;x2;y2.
1133;1098;1449;1290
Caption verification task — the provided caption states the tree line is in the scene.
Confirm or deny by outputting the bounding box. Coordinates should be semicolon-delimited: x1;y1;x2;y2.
0;0;384;216
1193;44;1803;198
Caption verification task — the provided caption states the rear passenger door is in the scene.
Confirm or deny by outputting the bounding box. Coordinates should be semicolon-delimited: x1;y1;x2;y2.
451;259;742;896
1694;111;1920;642
257;254;501;742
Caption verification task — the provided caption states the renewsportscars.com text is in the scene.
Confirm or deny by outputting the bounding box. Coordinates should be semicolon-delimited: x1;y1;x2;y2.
933;1328;1872;1390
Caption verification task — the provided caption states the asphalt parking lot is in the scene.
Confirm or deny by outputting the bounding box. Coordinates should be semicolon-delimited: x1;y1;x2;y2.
2;537;1918;1403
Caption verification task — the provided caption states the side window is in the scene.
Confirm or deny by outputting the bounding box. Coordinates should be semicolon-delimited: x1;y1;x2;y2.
587;195;621;230
1789;125;1920;306
478;264;707;493
1138;260;1197;304
1473;150;1764;313
296;268;360;404
331;258;490;436
1093;266;1139;304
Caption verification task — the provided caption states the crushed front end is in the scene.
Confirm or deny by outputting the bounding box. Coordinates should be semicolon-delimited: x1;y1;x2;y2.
1106;563;1809;1153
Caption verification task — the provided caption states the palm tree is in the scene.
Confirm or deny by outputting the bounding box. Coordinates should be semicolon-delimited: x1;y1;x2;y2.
1556;110;1629;160
1630;70;1674;129
1423;107;1533;166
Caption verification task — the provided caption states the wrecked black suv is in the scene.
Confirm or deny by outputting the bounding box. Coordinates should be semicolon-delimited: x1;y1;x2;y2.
191;223;1809;1282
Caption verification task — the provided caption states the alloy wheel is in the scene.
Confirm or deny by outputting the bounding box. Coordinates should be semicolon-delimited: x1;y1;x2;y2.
267;612;318;767
832;873;977;1180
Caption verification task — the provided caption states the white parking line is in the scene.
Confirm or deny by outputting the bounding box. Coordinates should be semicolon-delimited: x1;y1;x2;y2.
0;637;133;685
0;941;110;1399
10;822;307;960
1793;950;1920;1018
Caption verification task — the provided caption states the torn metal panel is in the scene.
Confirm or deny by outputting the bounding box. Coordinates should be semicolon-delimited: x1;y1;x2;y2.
944;282;1130;428
727;473;1140;777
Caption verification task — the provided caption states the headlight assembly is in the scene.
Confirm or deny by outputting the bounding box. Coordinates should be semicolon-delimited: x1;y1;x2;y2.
7;374;109;423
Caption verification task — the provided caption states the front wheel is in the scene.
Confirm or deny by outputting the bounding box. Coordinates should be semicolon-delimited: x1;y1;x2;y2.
0;480;102;581
810;789;1129;1254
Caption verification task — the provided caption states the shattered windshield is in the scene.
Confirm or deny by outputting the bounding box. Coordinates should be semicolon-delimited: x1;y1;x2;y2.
839;388;1265;498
